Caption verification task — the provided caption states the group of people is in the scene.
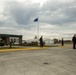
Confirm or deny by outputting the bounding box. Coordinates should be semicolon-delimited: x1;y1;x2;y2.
9;35;76;48
39;34;76;49
59;35;76;49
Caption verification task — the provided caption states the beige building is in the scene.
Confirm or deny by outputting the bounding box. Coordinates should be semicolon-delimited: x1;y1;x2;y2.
0;34;22;45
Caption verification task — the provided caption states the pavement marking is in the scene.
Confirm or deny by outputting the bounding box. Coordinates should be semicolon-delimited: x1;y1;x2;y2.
0;44;72;52
59;45;72;48
0;47;48;52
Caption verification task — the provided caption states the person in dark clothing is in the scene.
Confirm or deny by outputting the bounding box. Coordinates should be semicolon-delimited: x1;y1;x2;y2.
9;39;14;48
61;38;64;46
39;36;43;47
72;34;76;49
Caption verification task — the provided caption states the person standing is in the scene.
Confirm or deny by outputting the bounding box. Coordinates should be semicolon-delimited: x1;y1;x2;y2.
72;34;76;49
39;36;43;47
61;38;64;46
9;39;14;48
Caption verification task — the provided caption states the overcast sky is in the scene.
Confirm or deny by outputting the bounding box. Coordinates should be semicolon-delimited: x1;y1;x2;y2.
0;0;76;40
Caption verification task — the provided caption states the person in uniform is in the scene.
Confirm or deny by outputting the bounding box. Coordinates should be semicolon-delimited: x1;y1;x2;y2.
39;36;44;47
72;34;76;49
61;38;64;46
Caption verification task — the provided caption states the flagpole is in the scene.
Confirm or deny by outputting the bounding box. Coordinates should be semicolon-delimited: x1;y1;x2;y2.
34;17;39;45
38;17;39;42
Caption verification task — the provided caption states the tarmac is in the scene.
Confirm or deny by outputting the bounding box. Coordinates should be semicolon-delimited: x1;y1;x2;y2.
0;44;76;75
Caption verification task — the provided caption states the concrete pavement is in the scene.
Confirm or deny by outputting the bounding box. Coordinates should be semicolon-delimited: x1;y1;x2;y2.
0;45;76;75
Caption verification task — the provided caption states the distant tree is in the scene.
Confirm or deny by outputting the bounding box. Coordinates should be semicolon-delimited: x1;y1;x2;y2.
34;36;37;39
53;38;58;44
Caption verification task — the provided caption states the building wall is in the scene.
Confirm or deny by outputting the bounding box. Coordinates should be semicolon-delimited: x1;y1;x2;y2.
9;37;19;44
0;34;22;45
19;36;22;45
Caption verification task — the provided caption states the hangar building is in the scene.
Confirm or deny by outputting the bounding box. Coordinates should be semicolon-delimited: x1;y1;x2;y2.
0;34;22;45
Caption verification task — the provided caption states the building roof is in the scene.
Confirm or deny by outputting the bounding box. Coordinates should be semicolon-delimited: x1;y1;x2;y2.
0;34;22;37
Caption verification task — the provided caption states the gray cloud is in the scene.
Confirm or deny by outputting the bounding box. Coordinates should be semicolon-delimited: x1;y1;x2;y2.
3;0;76;25
40;0;76;25
4;1;40;25
0;0;76;40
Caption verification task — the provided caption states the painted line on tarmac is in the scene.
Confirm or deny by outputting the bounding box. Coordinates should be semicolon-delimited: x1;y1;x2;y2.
0;47;48;52
59;45;72;48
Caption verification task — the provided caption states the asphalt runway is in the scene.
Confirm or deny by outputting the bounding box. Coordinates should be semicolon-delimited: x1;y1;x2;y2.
0;46;76;75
